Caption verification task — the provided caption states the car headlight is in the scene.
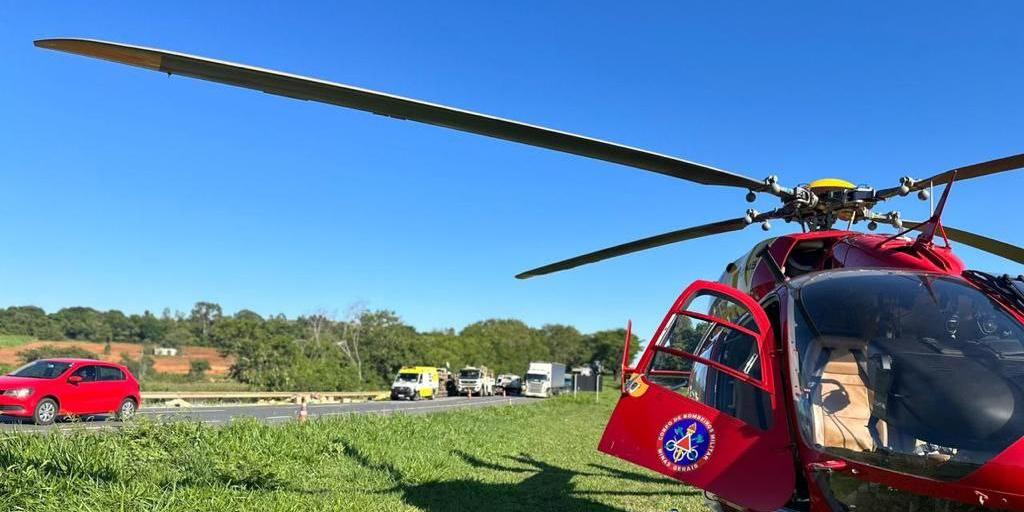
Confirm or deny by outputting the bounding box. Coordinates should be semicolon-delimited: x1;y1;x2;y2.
3;388;33;399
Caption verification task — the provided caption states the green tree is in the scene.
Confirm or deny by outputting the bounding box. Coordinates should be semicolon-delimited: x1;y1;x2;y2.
132;311;169;344
189;302;223;345
52;307;112;341
119;351;155;379
0;306;62;339
585;329;645;377
459;319;549;375
162;325;197;348
540;324;587;367
18;344;95;363
188;359;211;380
103;310;135;342
357;310;418;388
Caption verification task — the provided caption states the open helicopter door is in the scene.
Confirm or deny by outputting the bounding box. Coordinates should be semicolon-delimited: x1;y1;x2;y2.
599;280;796;512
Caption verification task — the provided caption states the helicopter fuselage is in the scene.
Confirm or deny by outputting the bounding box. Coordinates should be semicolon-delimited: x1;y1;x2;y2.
602;230;1024;512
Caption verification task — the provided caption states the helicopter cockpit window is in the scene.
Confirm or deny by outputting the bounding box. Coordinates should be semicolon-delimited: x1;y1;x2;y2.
784;239;831;278
793;271;1024;481
645;291;773;430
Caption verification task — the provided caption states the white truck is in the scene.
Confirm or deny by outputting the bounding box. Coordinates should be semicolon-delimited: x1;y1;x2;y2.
456;366;494;396
524;362;566;398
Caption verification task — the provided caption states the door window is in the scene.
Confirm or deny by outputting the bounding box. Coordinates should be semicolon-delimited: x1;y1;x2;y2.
644;291;774;430
647;315;697;391
694;320;761;379
97;366;125;381
73;365;98;382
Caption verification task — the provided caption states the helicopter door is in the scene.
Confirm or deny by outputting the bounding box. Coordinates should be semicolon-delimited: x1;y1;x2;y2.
599;280;796;512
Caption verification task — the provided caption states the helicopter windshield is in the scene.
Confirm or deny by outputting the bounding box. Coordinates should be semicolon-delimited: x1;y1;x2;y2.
792;270;1024;481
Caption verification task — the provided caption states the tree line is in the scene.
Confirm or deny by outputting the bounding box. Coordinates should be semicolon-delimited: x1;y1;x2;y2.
0;303;649;391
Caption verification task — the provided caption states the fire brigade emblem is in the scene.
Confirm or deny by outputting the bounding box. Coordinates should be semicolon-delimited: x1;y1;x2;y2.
658;414;715;472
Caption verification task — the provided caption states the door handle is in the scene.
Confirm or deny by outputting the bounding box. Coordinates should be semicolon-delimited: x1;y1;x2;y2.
806;459;848;473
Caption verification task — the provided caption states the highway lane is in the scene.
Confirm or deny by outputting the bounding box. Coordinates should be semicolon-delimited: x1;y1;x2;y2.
0;395;533;433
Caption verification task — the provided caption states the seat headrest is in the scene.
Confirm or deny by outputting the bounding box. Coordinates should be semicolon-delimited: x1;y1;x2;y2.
816;336;867;351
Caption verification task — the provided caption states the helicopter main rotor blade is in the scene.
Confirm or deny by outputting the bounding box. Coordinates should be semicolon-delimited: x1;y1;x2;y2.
35;38;767;191
516;217;755;279
878;153;1024;200
903;221;1024;265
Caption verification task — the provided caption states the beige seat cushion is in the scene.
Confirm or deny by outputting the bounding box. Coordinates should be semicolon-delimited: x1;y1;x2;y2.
812;350;886;451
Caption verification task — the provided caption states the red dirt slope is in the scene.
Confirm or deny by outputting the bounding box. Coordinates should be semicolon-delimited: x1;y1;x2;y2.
0;341;232;376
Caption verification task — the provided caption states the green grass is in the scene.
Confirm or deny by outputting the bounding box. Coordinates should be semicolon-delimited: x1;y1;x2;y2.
0;394;704;512
0;334;36;348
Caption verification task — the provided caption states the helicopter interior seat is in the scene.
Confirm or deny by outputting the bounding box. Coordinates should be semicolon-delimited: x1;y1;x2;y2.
810;336;888;452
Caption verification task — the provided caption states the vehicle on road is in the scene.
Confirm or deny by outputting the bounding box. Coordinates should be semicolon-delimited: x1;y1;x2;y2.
524;362;566;398
456;366;494;396
0;358;140;425
390;366;439;401
495;374;522;395
435;367;452;398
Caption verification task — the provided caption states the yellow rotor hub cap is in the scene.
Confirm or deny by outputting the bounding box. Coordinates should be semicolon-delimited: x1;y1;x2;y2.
807;178;856;192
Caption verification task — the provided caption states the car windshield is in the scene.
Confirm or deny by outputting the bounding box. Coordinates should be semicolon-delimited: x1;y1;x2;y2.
10;360;73;379
525;373;546;382
459;370;479;379
792;271;1024;481
395;373;418;383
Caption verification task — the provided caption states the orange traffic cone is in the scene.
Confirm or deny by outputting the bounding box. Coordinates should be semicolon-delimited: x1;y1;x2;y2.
298;400;309;423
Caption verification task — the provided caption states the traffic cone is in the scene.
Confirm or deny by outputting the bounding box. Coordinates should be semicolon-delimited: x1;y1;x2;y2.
298;400;309;423
468;389;473;399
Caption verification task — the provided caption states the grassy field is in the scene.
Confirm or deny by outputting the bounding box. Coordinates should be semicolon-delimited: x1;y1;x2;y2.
0;334;36;348
0;394;704;512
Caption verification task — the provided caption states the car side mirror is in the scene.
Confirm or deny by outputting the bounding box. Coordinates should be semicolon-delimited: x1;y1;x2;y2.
68;375;83;384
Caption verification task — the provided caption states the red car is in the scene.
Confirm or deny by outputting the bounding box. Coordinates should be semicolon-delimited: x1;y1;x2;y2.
0;358;141;425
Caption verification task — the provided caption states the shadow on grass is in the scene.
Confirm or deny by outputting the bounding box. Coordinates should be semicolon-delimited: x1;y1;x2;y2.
339;441;697;511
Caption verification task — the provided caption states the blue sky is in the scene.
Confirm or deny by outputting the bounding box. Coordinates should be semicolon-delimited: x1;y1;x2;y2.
2;2;1022;341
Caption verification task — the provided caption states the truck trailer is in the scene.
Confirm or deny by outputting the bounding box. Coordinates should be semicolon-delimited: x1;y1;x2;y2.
523;362;566;398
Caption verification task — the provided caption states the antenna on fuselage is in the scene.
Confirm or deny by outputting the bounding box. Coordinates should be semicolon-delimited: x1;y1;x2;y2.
913;172;956;248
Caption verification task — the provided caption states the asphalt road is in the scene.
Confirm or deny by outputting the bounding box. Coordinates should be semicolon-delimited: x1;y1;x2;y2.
0;395;533;433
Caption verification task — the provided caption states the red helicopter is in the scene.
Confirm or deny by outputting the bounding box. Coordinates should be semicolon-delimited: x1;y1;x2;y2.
35;39;1024;511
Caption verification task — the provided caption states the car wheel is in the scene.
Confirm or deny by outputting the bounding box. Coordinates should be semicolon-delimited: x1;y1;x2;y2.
116;398;137;421
33;398;58;426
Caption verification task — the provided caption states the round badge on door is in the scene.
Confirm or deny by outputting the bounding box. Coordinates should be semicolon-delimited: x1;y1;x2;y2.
658;413;716;472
